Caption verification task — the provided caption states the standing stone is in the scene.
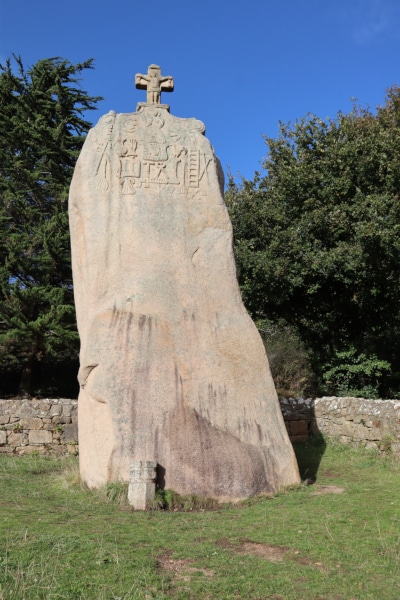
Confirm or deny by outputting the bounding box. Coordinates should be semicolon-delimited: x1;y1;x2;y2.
69;65;300;500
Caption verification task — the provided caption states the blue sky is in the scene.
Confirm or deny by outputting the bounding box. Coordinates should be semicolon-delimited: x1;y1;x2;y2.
1;0;400;182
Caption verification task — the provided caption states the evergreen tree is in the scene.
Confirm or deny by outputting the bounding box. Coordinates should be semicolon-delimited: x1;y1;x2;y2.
0;56;101;396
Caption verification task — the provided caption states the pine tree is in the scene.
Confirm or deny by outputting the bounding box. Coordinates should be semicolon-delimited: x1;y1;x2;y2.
0;56;102;396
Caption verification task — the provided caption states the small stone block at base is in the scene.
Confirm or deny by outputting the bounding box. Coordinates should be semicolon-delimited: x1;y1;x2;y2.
128;481;156;510
128;460;157;510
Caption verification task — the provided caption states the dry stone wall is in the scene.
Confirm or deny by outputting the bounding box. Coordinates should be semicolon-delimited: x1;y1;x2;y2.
1;396;399;456
0;398;78;455
280;396;400;454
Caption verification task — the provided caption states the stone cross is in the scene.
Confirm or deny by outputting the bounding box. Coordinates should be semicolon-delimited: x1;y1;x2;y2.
135;64;174;105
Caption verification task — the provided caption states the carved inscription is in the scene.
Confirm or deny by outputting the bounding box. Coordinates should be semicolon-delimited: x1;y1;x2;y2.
92;107;212;195
112;108;212;195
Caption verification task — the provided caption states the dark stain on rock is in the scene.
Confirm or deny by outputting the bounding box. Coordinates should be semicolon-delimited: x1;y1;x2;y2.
208;383;217;404
164;404;275;498
174;363;185;409
154;425;159;456
138;314;146;330
124;312;133;349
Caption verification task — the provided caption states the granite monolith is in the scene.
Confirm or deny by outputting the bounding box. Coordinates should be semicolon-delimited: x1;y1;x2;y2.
69;65;300;500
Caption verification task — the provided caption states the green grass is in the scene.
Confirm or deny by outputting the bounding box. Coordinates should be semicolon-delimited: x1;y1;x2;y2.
0;439;399;599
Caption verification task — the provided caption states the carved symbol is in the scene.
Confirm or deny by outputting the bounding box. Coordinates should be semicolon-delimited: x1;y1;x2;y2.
167;145;188;186
198;153;213;185
141;160;169;187
122;117;138;133
95;110;116;191
120;157;141;177
188;150;200;188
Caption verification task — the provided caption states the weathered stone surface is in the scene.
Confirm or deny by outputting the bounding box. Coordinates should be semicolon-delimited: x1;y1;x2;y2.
128;461;157;509
289;420;308;437
39;401;51;413
52;415;72;425
14;404;35;417
61;423;78;443
8;432;28;446
29;430;53;445
69;79;300;499
18;445;46;455
20;417;43;430
0;430;7;445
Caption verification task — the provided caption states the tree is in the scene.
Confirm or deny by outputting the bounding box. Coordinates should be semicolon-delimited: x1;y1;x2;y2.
226;87;400;397
0;56;102;396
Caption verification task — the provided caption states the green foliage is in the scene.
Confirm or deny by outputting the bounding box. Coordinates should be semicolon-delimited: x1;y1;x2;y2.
226;87;400;397
101;481;129;505
322;347;391;398
150;489;219;511
257;319;315;397
54;423;64;435
0;55;101;395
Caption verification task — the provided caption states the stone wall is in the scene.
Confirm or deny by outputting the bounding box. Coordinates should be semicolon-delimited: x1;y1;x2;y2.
0;398;78;455
1;396;400;455
280;396;400;454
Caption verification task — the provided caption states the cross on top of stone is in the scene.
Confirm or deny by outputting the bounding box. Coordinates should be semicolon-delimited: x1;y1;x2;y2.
135;64;174;105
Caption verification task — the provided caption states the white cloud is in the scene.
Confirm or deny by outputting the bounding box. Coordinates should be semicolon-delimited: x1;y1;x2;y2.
340;0;400;44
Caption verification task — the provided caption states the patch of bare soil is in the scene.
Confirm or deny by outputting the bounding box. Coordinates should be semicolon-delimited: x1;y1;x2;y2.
217;537;287;563
240;541;287;562
157;550;214;582
217;538;327;570
293;554;326;571
320;470;339;479
311;485;345;496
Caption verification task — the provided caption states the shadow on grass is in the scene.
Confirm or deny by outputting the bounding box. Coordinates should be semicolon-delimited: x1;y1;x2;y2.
292;435;327;483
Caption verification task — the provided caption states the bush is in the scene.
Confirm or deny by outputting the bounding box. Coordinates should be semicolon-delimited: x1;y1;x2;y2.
257;320;315;397
322;347;391;398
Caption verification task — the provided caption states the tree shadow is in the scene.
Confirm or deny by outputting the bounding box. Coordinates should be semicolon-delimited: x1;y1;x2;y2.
292;435;326;483
156;464;166;490
290;412;326;483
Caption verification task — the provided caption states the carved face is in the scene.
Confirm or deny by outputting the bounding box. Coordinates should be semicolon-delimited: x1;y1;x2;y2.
149;67;159;79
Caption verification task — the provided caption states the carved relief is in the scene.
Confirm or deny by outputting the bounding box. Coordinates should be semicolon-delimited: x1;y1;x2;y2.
135;64;174;105
94;111;116;191
95;108;212;195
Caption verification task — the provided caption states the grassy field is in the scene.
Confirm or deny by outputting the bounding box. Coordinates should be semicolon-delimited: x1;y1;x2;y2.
0;438;399;599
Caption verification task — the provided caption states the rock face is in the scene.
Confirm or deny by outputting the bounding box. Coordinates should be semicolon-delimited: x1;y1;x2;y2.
69;78;300;499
